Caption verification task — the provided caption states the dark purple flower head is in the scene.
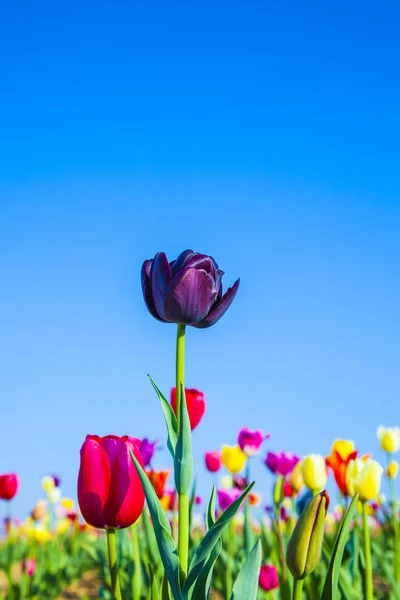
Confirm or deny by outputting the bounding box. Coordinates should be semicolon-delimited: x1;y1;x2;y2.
141;250;240;328
51;475;61;488
265;451;300;477
233;475;249;490
139;438;158;467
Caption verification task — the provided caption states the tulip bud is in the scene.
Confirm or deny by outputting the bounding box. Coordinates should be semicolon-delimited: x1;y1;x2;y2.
387;460;399;479
290;461;304;493
302;454;327;492
273;476;285;506
377;426;400;454
286;490;329;580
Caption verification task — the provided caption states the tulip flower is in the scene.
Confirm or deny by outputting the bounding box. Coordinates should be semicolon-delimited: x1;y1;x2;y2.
302;454;327;492
204;451;222;473
22;558;37;577
146;469;170;499
325;439;358;496
238;427;270;456
387;460;399;479
377;426;400;454
141;249;240;328
171;387;206;430
283;480;295;497
259;564;279;591
31;500;47;521
265;451;300;477
139;438;158;467
221;445;247;474
217;488;242;511
346;458;383;502
286;490;329;580
0;474;19;500
51;475;61;487
78;435;145;529
290;461;304;493
249;492;262;507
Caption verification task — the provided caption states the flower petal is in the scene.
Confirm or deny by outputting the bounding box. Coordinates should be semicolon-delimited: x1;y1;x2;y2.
164;267;218;324
193;278;240;328
170;249;195;276
150;252;172;322
184;254;219;277
141;259;162;321
77;436;110;528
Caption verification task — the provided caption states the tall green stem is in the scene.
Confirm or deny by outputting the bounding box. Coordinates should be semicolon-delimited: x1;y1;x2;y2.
362;502;373;600
131;520;142;600
176;323;189;578
106;528;122;600
387;452;400;581
292;579;303;600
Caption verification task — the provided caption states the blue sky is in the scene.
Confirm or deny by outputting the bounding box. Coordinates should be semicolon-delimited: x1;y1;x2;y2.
1;1;399;518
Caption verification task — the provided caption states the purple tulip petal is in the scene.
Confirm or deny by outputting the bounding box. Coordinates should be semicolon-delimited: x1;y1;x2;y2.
170;250;195;277
193;278;240;328
141;259;164;321
150;253;172;321
184;254;219;277
164;267;218;324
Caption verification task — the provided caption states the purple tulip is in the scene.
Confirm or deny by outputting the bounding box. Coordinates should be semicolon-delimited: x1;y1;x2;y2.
265;451;300;477
217;488;242;511
238;427;270;456
139;438;158;467
141;250;240;328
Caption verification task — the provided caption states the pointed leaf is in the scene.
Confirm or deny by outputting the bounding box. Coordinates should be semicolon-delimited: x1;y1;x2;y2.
148;563;161;600
174;384;193;494
321;493;359;600
130;451;182;600
148;375;178;458
183;482;255;595
230;540;262;600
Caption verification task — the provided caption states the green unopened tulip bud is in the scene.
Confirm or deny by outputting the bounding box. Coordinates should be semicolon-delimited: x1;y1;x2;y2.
273;476;284;506
286;490;329;580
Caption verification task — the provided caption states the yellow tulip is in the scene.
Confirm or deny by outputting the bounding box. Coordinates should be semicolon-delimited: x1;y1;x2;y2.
56;518;70;535
41;476;55;492
290;460;304;493
330;439;356;461
387;460;399;479
347;458;383;502
61;498;75;511
221;445;247;474
377;426;400;454
301;454;327;492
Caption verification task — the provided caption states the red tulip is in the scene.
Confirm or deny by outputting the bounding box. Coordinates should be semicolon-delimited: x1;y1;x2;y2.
77;435;145;529
0;474;19;500
205;451;222;473
170;387;206;430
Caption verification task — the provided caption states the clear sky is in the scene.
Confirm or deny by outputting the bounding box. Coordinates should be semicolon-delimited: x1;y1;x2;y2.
1;1;399;518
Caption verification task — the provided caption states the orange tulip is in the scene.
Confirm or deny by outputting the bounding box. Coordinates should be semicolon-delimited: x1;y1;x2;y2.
146;469;170;499
325;440;357;496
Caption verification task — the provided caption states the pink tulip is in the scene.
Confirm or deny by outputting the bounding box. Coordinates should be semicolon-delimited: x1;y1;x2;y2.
238;428;270;456
22;558;37;577
217;488;242;511
259;564;279;591
205;451;222;473
265;451;300;477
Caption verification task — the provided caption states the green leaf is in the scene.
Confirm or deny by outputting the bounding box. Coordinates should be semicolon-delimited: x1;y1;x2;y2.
243;499;254;555
148;375;178;458
183;482;255;595
230;539;262;600
143;506;161;568
161;573;171;600
321;493;359;600
174;384;193;495
148;563;161;600
189;487;221;600
130;451;183;600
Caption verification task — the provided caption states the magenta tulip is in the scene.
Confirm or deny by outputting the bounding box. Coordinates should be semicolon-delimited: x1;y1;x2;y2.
259;564;279;591
238;427;270;456
265;451;300;477
217;488;242;511
205;451;222;473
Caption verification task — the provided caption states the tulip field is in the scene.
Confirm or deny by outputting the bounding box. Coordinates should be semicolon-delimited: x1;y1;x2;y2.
1;249;400;599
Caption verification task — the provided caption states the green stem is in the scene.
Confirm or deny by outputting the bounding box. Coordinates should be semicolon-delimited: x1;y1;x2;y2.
176;323;189;579
106;528;122;600
292;579;303;600
131;520;142;600
386;452;400;581
362;502;373;600
225;519;235;600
